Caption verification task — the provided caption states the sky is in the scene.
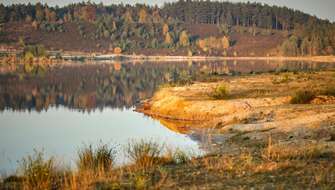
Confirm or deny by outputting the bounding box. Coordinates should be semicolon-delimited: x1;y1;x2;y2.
1;0;334;22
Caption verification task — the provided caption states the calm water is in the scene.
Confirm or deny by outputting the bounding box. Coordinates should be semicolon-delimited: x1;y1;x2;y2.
1;60;335;174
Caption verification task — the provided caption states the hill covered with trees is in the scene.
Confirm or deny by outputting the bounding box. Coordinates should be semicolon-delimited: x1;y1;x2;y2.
0;0;334;56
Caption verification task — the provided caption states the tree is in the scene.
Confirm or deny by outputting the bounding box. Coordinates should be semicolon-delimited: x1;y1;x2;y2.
164;32;173;46
150;38;159;48
45;7;57;22
114;47;122;54
81;5;96;22
222;36;230;49
138;8;148;23
0;5;5;23
300;37;311;56
179;30;189;47
32;21;39;30
197;39;208;52
311;36;322;56
35;3;45;22
218;24;230;35
152;9;162;23
162;23;169;35
281;35;299;56
18;36;25;48
123;10;133;23
64;13;73;22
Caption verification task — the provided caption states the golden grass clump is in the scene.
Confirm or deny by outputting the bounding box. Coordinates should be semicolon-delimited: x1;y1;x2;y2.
125;139;164;169
76;143;116;173
19;150;58;190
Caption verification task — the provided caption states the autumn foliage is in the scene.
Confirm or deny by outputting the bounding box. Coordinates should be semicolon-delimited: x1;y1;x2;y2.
197;36;230;52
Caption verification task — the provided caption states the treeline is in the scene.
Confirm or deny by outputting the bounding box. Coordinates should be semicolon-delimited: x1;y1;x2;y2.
0;1;334;56
162;0;335;56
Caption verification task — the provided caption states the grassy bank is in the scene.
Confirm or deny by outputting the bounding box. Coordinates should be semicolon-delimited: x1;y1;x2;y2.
1;137;334;189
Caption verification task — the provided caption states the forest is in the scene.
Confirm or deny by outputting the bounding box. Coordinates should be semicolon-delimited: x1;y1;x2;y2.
0;0;334;56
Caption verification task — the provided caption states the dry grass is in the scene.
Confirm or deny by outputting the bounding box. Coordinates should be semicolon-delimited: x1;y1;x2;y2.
76;143;116;173
1;139;335;189
290;90;316;104
125;139;165;170
18;150;60;190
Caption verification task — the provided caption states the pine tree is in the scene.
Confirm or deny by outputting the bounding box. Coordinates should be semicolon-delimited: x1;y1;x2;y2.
35;3;45;22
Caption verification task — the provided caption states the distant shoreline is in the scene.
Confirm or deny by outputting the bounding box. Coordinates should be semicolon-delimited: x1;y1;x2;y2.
59;53;335;63
2;50;335;63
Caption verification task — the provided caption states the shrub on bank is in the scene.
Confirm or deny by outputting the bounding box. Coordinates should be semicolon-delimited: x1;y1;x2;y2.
290;90;316;104
210;83;229;99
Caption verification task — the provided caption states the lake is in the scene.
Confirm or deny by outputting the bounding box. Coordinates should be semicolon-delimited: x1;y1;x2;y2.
1;60;335;174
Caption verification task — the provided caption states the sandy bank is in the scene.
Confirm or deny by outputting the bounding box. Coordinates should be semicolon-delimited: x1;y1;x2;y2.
137;71;335;135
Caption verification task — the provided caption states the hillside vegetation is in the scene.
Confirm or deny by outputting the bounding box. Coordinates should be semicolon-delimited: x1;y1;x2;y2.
0;1;334;56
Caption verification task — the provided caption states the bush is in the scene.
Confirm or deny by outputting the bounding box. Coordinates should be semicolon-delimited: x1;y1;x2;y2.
290;90;316;104
77;143;116;173
19;150;57;190
125;140;163;169
210;84;229;99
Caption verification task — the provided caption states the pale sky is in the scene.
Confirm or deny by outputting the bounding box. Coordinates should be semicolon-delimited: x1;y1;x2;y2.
1;0;334;22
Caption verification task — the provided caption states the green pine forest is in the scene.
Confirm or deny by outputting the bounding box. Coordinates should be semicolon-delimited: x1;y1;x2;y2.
0;0;335;56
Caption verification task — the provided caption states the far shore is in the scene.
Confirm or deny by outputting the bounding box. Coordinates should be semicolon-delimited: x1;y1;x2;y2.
58;52;335;63
2;49;335;63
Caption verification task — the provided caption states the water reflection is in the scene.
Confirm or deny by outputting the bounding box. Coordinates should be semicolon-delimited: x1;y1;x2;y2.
1;60;334;112
0;107;200;174
0;60;335;173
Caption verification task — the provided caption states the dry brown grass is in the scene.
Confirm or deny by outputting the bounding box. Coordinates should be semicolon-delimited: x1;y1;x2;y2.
1;139;335;189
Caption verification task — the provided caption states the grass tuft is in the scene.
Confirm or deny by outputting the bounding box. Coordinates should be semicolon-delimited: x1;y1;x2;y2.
125;140;164;169
76;143;116;173
19;150;58;190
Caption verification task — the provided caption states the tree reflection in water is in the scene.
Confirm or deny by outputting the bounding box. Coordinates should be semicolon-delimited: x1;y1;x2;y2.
0;60;334;112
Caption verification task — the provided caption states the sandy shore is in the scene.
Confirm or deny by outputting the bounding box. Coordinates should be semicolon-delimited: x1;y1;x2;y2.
137;71;335;137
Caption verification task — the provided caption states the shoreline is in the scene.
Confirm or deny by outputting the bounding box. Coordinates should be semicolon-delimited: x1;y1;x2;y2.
59;53;335;63
2;50;335;63
137;71;335;129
